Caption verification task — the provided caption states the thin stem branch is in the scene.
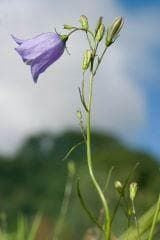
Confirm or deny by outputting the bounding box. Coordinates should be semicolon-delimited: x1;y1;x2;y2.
86;31;93;50
131;199;141;240
86;72;111;240
67;27;95;40
93;47;107;76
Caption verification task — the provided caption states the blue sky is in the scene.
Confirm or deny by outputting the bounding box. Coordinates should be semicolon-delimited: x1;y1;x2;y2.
117;0;160;157
121;0;160;10
123;75;160;157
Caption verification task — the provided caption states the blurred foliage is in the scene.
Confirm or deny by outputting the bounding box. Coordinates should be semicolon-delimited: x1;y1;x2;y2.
0;130;159;239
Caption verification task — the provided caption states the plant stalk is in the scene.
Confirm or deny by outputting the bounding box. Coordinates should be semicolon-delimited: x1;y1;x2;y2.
86;72;111;240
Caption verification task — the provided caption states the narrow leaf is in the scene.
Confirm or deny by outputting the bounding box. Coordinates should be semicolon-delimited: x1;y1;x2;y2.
119;200;160;240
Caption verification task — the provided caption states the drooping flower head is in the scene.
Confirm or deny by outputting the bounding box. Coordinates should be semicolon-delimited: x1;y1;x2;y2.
12;32;67;83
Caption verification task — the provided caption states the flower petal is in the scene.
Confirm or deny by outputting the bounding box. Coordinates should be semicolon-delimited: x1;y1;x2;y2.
13;32;66;82
11;34;25;45
31;42;65;82
15;33;61;62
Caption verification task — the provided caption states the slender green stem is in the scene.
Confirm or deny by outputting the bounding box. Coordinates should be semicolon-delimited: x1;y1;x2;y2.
62;141;84;161
86;72;111;240
103;166;114;193
77;179;104;232
74;25;111;239
80;72;88;112
111;194;129;225
67;27;95;40
93;47;107;76
131;199;141;240
86;31;93;50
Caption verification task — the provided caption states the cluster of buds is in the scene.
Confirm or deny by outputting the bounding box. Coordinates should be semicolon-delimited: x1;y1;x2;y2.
63;15;124;82
114;181;138;200
63;15;124;73
114;180;138;218
80;15;123;71
79;15;123;46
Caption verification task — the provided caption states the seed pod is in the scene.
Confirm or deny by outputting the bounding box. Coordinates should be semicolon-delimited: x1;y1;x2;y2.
106;17;124;47
114;181;123;194
95;23;105;42
79;15;89;30
63;24;76;30
130;182;138;201
82;49;92;71
95;16;103;37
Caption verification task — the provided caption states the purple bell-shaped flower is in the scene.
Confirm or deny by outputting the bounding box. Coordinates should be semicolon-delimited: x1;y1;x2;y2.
12;32;67;82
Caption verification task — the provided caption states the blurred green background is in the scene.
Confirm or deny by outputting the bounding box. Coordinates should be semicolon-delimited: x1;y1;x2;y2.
0;130;159;239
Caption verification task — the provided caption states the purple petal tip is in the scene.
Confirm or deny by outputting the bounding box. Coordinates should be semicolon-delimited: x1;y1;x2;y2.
11;34;24;45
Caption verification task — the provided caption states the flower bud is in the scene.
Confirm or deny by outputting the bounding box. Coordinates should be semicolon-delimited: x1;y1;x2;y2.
68;161;76;177
95;23;105;42
95;16;103;37
106;17;124;47
63;24;75;30
79;15;89;30
82;49;92;71
129;182;138;201
77;110;82;120
114;180;123;194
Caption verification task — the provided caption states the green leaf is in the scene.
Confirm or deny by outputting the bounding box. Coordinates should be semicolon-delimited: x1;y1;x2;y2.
119;199;160;240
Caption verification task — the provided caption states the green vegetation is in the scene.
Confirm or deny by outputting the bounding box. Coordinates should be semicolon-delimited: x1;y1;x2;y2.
0;130;159;239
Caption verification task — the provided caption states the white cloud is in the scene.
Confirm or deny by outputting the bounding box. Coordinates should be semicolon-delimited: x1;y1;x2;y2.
0;0;158;154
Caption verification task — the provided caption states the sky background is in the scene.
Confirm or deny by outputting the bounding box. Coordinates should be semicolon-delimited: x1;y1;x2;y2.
0;0;160;158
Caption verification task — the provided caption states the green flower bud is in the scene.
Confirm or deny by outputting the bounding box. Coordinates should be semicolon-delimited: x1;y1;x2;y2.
77;110;82;120
68;161;76;177
106;17;124;47
95;16;103;37
82;49;92;71
95;23;105;42
129;182;138;201
63;24;76;30
114;180;123;194
79;15;89;30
